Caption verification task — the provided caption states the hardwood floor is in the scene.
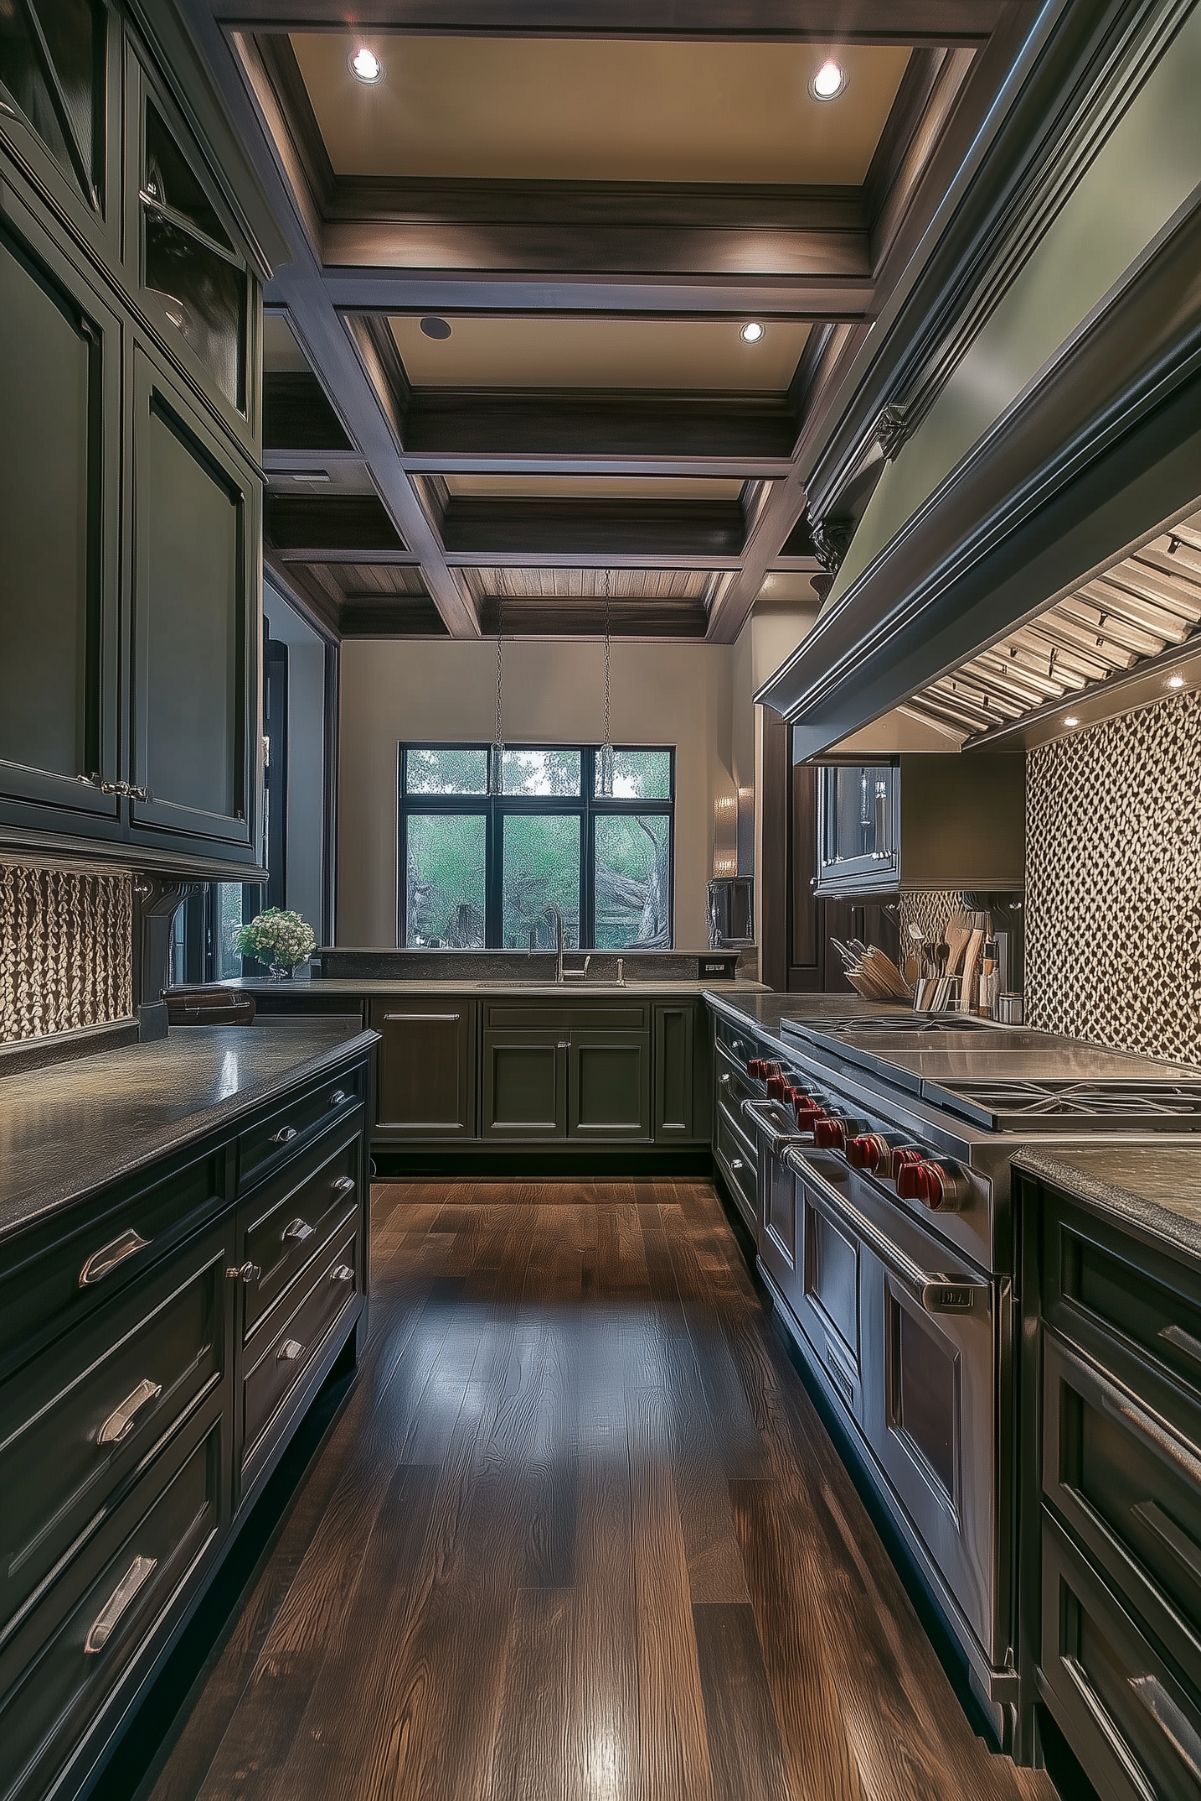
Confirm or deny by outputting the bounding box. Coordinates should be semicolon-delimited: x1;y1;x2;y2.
145;1181;1058;1801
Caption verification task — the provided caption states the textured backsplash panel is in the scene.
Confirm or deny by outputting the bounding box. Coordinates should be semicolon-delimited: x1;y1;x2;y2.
0;864;134;1043
1026;692;1201;1061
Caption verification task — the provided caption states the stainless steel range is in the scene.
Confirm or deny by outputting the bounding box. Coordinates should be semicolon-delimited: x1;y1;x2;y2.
733;1009;1201;1750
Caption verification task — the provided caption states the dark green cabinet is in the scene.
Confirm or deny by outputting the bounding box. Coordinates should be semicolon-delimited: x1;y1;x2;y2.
653;1001;710;1143
0;3;269;878
370;998;477;1140
127;349;258;852
568;1031;651;1142
0;189;121;833
483;1030;566;1139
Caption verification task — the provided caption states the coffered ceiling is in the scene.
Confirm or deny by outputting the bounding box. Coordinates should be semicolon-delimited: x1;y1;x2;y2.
184;0;1031;642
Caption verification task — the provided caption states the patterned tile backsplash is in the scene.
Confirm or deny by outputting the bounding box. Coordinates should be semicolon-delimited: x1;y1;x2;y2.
0;864;134;1044
1025;691;1201;1062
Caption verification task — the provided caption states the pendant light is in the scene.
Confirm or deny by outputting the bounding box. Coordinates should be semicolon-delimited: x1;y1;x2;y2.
596;567;615;798
490;591;505;794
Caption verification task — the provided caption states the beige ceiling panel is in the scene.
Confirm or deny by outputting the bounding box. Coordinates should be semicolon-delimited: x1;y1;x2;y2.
292;35;909;184
442;474;745;500
388;314;810;391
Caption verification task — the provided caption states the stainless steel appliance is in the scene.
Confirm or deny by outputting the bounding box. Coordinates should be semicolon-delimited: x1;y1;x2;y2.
707;876;754;949
736;1011;1201;1752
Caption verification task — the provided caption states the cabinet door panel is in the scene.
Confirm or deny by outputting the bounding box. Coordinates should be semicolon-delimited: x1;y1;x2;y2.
128;349;257;849
654;1002;709;1142
482;1032;564;1140
369;1000;477;1140
0;196;119;826
569;1031;650;1142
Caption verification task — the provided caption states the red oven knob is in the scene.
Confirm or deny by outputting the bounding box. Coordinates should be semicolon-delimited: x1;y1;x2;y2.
766;1073;788;1100
814;1116;848;1150
891;1146;924;1183
847;1133;889;1172
793;1095;824;1128
920;1160;970;1213
745;1058;761;1078
894;1155;927;1200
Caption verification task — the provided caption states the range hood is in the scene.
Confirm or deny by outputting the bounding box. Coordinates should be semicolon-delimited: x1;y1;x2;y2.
904;508;1201;751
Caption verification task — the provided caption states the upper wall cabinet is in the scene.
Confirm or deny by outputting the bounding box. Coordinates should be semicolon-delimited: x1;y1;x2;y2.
0;0;272;878
127;350;259;853
0;0;119;258
0;186;122;836
129;51;260;454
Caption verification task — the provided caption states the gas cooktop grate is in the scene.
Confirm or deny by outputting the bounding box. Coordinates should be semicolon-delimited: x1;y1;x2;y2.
787;1015;994;1037
934;1079;1201;1131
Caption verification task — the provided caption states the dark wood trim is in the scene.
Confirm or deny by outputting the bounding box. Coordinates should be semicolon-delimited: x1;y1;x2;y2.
398;389;801;461
253;31;335;210
264;371;354;452
322;635;339;940
475;597;708;637
327;176;867;231
339;598;450;636
213;2;1004;43
265;492;411;557
439;497;747;558
262;557;343;641
323;268;877;319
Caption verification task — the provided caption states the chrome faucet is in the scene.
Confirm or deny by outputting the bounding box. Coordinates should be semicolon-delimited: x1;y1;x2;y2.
545;904;566;983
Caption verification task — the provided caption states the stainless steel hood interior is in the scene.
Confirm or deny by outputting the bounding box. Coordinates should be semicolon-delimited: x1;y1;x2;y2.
904;507;1201;751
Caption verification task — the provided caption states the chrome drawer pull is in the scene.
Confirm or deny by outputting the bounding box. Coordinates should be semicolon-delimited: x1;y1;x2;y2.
84;1555;158;1655
720;1073;731;1087
79;1228;150;1288
731;1157;746;1174
329;1088;348;1106
1128;1674;1201;1780
282;1218;315;1243
277;1338;305;1362
225;1261;261;1284
271;1125;298;1146
332;1175;357;1196
97;1379;162;1447
1099;1389;1201;1489
330;1263;354;1284
1160;1322;1201;1370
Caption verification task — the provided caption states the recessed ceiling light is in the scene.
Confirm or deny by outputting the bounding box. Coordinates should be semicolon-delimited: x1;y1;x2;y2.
1167;673;1186;688
349;46;383;83
810;59;847;101
1063;715;1081;728
740;321;765;344
420;316;452;340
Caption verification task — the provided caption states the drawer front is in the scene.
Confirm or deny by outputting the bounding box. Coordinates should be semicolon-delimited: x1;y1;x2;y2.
239;1127;361;1339
237;1065;364;1192
1043;1331;1201;1685
0;1154;225;1381
712;1011;762;1068
0;1222;229;1639
1040;1511;1201;1801
715;1102;756;1232
0;1409;222;1801
714;1039;758;1115
242;1214;360;1478
1043;1197;1201;1447
483;1002;648;1033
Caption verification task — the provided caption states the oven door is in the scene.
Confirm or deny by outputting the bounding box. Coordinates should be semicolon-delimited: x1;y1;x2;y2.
786;1147;1000;1663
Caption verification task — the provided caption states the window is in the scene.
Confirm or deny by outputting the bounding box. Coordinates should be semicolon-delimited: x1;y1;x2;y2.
398;745;674;949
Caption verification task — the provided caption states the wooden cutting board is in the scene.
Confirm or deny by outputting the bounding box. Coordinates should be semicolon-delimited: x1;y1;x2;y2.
959;929;985;1012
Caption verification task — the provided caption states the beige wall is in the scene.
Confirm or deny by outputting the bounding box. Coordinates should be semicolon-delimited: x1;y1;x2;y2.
337;636;737;946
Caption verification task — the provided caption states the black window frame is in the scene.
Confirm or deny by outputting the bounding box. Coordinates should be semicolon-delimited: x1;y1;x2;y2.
397;742;675;950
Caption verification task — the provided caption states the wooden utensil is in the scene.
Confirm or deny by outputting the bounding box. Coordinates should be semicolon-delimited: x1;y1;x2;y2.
959;929;985;1013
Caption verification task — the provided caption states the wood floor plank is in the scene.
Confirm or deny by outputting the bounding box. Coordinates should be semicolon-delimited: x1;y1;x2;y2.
146;1180;1057;1801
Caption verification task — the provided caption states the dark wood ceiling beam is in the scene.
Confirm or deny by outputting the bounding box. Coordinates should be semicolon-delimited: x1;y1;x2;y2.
265;491;410;555
325;270;875;319
402;452;793;479
215;1;1004;45
439;497;746;557
399;391;799;461
446;550;745;571
477;597;710;637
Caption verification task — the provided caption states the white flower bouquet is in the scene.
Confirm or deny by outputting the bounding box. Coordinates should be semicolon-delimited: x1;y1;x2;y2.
234;907;316;977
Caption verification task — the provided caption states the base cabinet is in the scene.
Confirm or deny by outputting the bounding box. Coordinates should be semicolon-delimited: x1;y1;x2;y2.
483;1030;566;1139
0;1048;372;1801
569;1031;651;1142
370;998;477;1140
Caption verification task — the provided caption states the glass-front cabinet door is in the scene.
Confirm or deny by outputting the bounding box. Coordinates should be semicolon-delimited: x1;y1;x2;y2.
816;764;900;894
0;187;121;833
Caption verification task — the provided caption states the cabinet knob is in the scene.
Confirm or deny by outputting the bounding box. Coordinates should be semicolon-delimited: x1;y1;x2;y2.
282;1217;315;1243
277;1338;305;1362
332;1175;356;1196
329;1089;348;1107
271;1125;298;1146
226;1261;261;1284
330;1263;355;1284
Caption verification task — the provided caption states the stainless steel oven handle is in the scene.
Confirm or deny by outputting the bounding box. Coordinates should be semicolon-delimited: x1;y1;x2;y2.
784;1148;987;1317
741;1098;809;1153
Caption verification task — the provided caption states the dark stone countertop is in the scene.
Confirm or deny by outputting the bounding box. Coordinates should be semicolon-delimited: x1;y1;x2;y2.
0;1017;378;1249
1015;1146;1201;1269
703;989;906;1056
